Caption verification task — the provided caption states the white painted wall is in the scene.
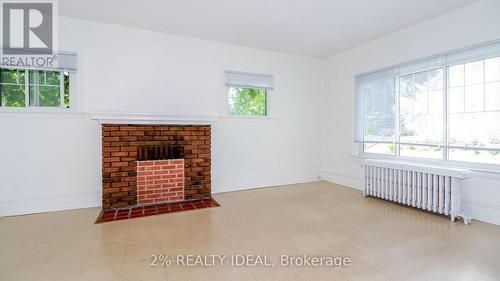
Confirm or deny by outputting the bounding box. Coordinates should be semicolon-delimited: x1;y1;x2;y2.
322;0;500;225
0;17;324;216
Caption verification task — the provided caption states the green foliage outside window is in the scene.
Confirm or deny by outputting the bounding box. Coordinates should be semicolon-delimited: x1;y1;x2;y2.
64;73;70;108
0;69;25;107
29;70;60;107
228;87;267;116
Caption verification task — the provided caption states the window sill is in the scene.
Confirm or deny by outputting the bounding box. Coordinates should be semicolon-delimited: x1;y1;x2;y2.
0;108;85;116
220;115;277;122
351;154;500;179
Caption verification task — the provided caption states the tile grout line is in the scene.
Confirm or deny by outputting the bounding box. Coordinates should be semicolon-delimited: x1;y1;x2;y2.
76;229;99;281
120;221;132;281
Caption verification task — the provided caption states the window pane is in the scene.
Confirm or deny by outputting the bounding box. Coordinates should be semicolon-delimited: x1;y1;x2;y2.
413;71;428;92
400;69;443;145
449;58;500;164
464;60;484;85
485;57;500;83
1;68;25;84
485;82;500;111
28;70;62;107
448;111;500;148
448;64;464;88
0;69;25;107
29;70;60;86
228;87;266;116
464;84;484;112
363;143;394;155
362;78;395;143
428;69;443;90
400;145;443;159
0;85;25;107
449;149;500;165
30;86;60;107
45;71;60;85
64;72;70;108
428;90;443;114
29;70;40;85
448;87;464;113
399;74;413;95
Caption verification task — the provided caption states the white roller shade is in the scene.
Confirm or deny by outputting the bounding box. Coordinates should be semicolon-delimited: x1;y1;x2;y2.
1;50;77;72
356;67;398;83
398;55;444;75
55;52;77;72
225;70;274;89
446;40;500;65
356;55;444;80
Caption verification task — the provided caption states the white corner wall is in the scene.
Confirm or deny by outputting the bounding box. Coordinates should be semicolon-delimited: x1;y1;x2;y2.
322;0;500;225
0;17;324;216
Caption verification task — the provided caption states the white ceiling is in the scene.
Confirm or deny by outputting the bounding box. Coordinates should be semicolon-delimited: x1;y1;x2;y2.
59;0;478;58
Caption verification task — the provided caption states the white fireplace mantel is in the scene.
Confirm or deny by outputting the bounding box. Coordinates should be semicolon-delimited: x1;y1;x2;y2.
89;112;220;125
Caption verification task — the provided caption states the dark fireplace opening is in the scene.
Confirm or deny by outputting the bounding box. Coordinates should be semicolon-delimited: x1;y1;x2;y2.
137;145;184;161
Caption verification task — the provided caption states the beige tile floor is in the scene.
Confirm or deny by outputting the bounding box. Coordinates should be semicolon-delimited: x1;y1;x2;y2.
2;181;500;281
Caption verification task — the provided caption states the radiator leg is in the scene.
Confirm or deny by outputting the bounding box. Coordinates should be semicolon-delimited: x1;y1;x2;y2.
463;214;472;225
363;166;367;197
455;213;471;225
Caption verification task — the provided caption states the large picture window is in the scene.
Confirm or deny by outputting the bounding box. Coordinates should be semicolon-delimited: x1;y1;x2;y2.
355;41;500;165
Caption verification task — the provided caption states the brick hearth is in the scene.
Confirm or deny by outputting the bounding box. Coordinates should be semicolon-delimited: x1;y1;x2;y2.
101;124;211;210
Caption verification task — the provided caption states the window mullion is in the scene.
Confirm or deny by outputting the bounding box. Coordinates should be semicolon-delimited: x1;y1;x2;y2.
483;60;486;112
33;71;40;106
359;83;365;154
0;69;2;107
59;72;64;108
24;70;29;107
443;64;449;160
395;75;401;158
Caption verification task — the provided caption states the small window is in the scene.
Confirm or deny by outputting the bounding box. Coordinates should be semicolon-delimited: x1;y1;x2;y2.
228;87;267;116
0;68;70;109
224;71;273;117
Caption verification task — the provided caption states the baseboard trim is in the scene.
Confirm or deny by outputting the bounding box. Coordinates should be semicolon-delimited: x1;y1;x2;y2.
212;172;320;194
0;191;101;217
319;172;363;190
4;174;499;227
1;172;321;216
463;199;500;226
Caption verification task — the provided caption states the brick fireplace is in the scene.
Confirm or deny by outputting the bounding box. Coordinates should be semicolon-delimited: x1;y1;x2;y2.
101;124;211;210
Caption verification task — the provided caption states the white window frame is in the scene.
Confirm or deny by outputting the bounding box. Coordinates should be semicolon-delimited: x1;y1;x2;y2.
222;70;274;120
223;86;271;119
354;39;500;170
0;68;77;113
